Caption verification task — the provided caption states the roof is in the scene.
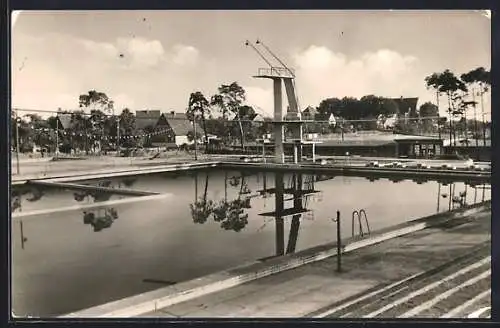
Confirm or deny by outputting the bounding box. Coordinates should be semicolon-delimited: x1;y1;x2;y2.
163;111;188;120
390;97;419;116
166;119;193;136
250;113;267;121
158;112;202;136
302;106;317;116
136;110;161;130
57;114;73;129
320;139;395;147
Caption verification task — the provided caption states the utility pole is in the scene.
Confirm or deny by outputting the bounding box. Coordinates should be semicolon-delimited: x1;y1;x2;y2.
15;113;21;174
464;95;468;146
55;115;59;159
193;116;198;160
473;88;478;147
116;112;120;157
480;86;486;147
436;91;441;139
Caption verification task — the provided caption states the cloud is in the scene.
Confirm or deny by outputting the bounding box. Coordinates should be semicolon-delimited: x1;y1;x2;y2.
115;37;166;69
11;32;203;113
240;46;431;117
112;93;136;111
171;45;200;66
243;86;274;117
292;45;423;106
76;35;199;70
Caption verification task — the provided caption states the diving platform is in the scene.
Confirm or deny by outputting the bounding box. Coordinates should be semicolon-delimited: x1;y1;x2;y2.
254;67;295;79
258;207;311;217
256;188;320;197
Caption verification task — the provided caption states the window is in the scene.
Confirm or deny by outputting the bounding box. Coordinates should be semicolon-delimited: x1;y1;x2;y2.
414;144;421;156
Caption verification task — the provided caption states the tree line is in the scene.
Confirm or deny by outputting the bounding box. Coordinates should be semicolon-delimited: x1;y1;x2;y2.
11;66;490;154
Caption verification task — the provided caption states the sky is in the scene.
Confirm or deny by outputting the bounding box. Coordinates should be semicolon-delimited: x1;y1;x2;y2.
11;10;491;119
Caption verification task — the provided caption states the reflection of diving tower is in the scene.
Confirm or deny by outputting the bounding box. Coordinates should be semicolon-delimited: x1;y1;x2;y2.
246;40;303;164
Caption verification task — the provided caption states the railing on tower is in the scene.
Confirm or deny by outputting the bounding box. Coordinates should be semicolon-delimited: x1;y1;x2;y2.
257;67;295;78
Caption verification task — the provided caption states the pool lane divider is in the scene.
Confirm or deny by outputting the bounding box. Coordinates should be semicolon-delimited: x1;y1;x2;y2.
60;200;491;318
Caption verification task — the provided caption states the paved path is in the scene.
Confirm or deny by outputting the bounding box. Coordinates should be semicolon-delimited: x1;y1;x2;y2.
10;155;204;182
140;211;490;318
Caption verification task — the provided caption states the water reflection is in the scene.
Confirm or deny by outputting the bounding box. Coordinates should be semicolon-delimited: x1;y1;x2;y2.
82;208;119;232
11;169;491;316
11;186;46;213
435;181;489;212
190;171;252;232
188;170;328;256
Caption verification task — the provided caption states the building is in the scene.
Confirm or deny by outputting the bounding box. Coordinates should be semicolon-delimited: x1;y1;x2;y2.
135;110;166;147
301;106;317;120
393;135;443;158
158;111;202;146
328;113;336;126
390;97;419;117
56;113;75;130
135;110;162;133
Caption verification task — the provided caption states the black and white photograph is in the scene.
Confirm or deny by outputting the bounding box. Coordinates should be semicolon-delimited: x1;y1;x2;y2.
10;10;492;319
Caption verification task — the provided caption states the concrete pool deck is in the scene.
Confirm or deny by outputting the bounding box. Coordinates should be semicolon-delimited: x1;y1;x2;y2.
11;156;491;186
61;201;491;318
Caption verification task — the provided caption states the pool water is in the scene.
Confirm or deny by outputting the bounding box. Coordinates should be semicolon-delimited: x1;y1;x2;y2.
11;169;491;317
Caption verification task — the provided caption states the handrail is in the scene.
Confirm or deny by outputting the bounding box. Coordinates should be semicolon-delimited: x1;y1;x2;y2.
352;209;371;238
359;209;371;235
352;210;363;237
257;67;295;78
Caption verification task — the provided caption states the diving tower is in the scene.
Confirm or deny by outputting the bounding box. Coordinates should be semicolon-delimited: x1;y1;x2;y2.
246;40;306;164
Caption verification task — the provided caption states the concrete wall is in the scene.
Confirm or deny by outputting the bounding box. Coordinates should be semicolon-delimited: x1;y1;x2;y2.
444;146;491;161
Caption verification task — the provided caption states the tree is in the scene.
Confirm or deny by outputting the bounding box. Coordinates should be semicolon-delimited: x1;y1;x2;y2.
379;98;399;116
117;108;136;149
461;67;490;146
67;110;89;153
79;90;114;114
359;95;382;119
339;97;360;120
79;90;115;154
425;70;467;146
317;97;342;120
190;172;215;224
187;91;211;148
419;102;439;134
237;105;256;142
211;82;247;149
11;111;33;152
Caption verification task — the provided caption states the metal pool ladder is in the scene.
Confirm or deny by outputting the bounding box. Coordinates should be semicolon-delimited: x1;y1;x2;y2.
352;209;371;238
